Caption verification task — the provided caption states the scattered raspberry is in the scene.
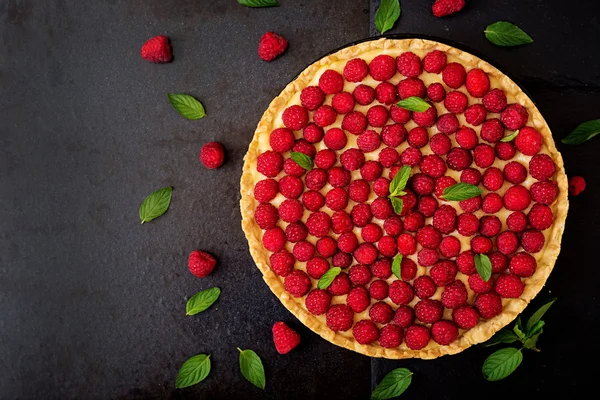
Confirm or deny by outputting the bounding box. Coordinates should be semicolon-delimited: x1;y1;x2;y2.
326;304;354;332
461;168;482;185
262;227;286;252
496;142;516;160
465;104;487;126
569;176;586;196
369;279;389;300
528;203;554;230
316;237;337;258
441;280;468;309
444;91;468;113
285;222;307;243
412;103;438;127
495;274;525;298
361;160;384;180
456;127;478;149
282;105;309;130
351;203;373;227
383;216;403;236
481;119;504;143
319;69;344;94
369;301;394;324
349;264;372;286
405;325;431;350
452;306;479;329
328;166;351;187
430;260;458;286
284;270;311;297
475;292;503;319
369;54;396;81
479;215;502;237
503;185;531;211
471;235;493;254
496;231;519;255
418;195;439;217
509;252;537;277
514;126;542;156
503;161;527;184
272;322;300;354
447;148;473;171
344;58;369;82
342;111;368;135
433;205;457;234
379;324;404;348
349;179;371;203
389;280;415;305
427;82;446;103
390;105;412;124
255;203;279;229
482;192;503;213
188;250;216;278
199;141;226;169
442;62;466;89
331;92;355;114
401;147;423;166
254;179;278;203
431;320;459;345
423;50;447;73
258;32;288;61
354;243;378;265
436;113;459;134
501;104;529;130
305;289;331;315
331;210;353;234
468;273;493;293
353;84;376;105
440;236;461;258
531;181;558;205
415;299;443;324
376;82;399;105
398;78;426;99
257;151;283;178
430;133;452;155
141;35;172;63
306;212;331;238
521;229;545;253
367;105;390;127
465;68;490;98
529;154;556;181
397;233;417;255
432;0;466;17
353;320;380;344
483;88;507;113
414;275;437;299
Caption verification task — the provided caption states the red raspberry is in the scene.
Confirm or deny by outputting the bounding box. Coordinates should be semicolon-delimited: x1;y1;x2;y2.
457;213;479;237
332;252;352;269
529;154;556;181
390;105;412;124
257;31;288;61
141;35;172;63
414;276;437;299
313;105;337;128
398;78;426;99
504;185;531;211
442;280;468;309
495;142;516;159
459;196;481;213
326;304;354;331
187;250;216;278
432;0;466;17
514;126;543;156
279;176;303;199
376;81;399;104
369;302;394;324
510;252;537;277
344;58;369;82
521;230;545;253
397;52;422;77
456;250;476;275
465;104;487;126
348;180;370;203
531;181;558;204
328;273;351;296
272;321;301;354
282;105;309;130
369;280;389;300
506;211;527;232
440;236;461;257
389;280;415;305
378;236;398;257
399;190;417;215
304;169;326;192
305;289;331;315
475;292;503;319
415;299;443;323
480;119;504;143
501;104;529;130
397;233;417;255
437;113;460;134
361;223;382;243
349;265;372;286
418;248;439;266
471;235;493;254
319;69;344;94
279;199;304;223
405;325;431;350
284;270;311;297
453;306;479;329
433;205;457;234
254;203;279;229
503;161;527;184
394;306;415;327
495;274;525;298
375;149;396;170
379;324;404;348
412;103;438;127
302;190;324;211
412;173;435;195
483;88;507;113
384;216;403;236
305;257;328;279
403;211;425;232
328;167;351;188
306;211;331;238
293;240;315;262
479;215;501;237
430;133;452;155
400;258;418;281
342;111;368;135
292;139;316;157
430;260;458;286
382;124;407;147
331;92;355;115
285;222;308;242
300;86;325;111
257;151;283;178
455;127;478;150
447;148;473;171
321;129;346;152
473;144;495;168
199;142;225;169
461;168;482;185
374;177;391;197
371;198;393;220
408;127;429;148
418;195;439;217
331;211;353;234
401;147;423;166
423;50;447;73
369;55;397;81
263;227;286;251
303;123;324;144
353;84;376;105
254;179;278;203
351;203;373;227
468;273;493;293
361;161;384;181
490;252;509;273
482;193;503;214
354;243;378;265
269;128;295;153
444;91;468;114
415;225;441;249
420;155;447;178
367;105;389;127
569;176;586;196
465;68;490;98
357;130;381;153
528;204;553;230
427;82;446;102
316;237;337;258
442;62;466;89
496;231;519;255
353;320;380;344
431;320;459;345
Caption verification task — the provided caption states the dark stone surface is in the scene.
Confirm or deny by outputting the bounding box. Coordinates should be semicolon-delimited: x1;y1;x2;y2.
0;0;598;399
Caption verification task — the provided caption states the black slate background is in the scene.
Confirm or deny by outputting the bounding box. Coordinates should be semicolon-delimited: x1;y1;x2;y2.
0;0;598;399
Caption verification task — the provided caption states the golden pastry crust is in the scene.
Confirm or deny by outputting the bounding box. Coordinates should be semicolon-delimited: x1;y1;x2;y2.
240;38;568;359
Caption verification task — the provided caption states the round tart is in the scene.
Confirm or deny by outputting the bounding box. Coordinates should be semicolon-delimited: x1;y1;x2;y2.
240;38;568;359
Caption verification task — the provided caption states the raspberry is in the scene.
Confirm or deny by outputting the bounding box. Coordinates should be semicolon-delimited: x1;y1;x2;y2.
399;190;417;215
361;161;384;182
379;324;404;348
257;151;283;178
254;179;278;203
254;203;279;229
367;105;389;127
408;127;429;148
405;325;431;350
465;68;490;98
414;276;437;299
278;176;302;199
326;304;354;331
302;190;324;211
430;133;452;155
471;235;492;254
374;177;391;197
141;35;172;63
271;322;301;355
418;248;439;266
431;320;459;345
447;148;473;171
514;126;543;156
384;216;403;236
328;273;351;296
349;179;370;203
279;200;304;225
480;119;504;144
198;142;226;170
374;149;396;171
396;52;422;77
284;270;311;297
382;124;407;147
423;50;447;73
351;203;373;227
331;92;356;114
528;204;553;230
568;176;586;196
306;212;331;238
473;144;495;168
401;147;423;166
313;105;337;128
353;320;380;344
357;130;381;152
304;169;326;192
510;252;537;277
282;105;309;130
529;154;556;181
418;195;439;217
453;306;479;329
412;103;438;127
433;205;457;234
348;265;371;286
328;167;351;187
376;81;399;104
306;289;331;315
369;302;394;324
322;128;346;151
468;273;493;293
475;292;503;319
444;91;468;114
415;299;443;323
305;257;329;279
461;168;482;185
457;213;479;237
369;280;389;300
391;307;413;328
490;252;508;273
483;88;507;113
502;161;526;184
440;236;461;258
403;211;425;232
420;155;447;178
521;230;545;253
257;31;288;61
427;82;446;102
531;181;558;204
496;142;516;161
390;105;412;123
414;225;440;250
354;243;378;265
397;233;417;255
369;55;396;81
398;258;416;281
455;250;475;275
332;252;352;269
479;215;501;237
495;274;525;298
353;84;376;105
465;104;487;126
293;240;315;262
453;128;477;151
361;223;383;243
389;280;415;305
342;111;368;135
496;231;519;255
430;260;458;286
371;198;393;220
378;236;398;257
436;113;459;134
262;226;286;251
268;128;294;153
459;196;481;213
442;62;467;89
319;69;344;94
344;58;369;82
187;250;216;278
285;222;308;243
442;280;468;309
398;78;426;99
432;0;466;17
503;212;525;234
504;185;531;211
292;139;316;157
300;86;325;111
501;104;529;130
331;211;353;234
304;126;325;147
482;193;503;214
316;237;337;258
411;173;435;195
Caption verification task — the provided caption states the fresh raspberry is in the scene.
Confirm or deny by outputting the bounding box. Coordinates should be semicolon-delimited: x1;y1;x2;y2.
269;128;294;153
316;237;337;258
457;213;479;237
367;105;389;127
257;31;288;61
342;111;368;135
444;91;468;113
347;265;370;286
405;325;431;350
187;250;217;279
415;299;443;323
321;130;346;152
305;289;331;315
418;195;439;217
357;131;381;153
303;124;326;144
471;235;493;254
432;0;466;17
453;250;474;275
463;104;486;126
354;243;378;265
502;161;526;184
413;226;440;250
369;302;394;324
284;270;311;297
426;82;446;103
396;52;422;78
390;105;412;124
331;92;355;114
496;142;516;161
496;231;519;255
503;212;525;234
453;306;479;329
403;211;425;232
254;203;279;229
389;280;415;305
420;155;447;178
370;257;391;279
373;178;391;198
285;222;308;243
384;216;404;236
473;144;495;168
432;320;459;345
300;86;325;111
407;127;429;148
198;141;226;169
468;273;493;294
313;105;337;128
257;151;283;178
398;190;418;215
397;233;417;255
292;139;316;157
278;176;302;199
353;84;376;105
254;179;278;203
361;223;383;243
141;35;172;63
475;292;502;319
378;236;398;257
521;229;545;253
396;258;416;282
442;62;466;89
347;180;369;203
529;154;556;181
360;162;382;182
369;280;389;300
510;252;537;277
568;176;586;196
418;248;439;266
430;133;452;155
503;185;531;211
459;196;481;213
441;280;468;309
263;227;286;252
293;240;315;262
465;68;490;98
423;50;447;73
398;78;426;99
279;199;305;224
319;69;344;94
430;260;458;286
528;203;554;230
433;205;457;234
436;113;460;134
412;103;438;127
454;127;477;150
531;181;558;205
439;236;461;258
353;320;380;344
304;169;326;192
283;158;306;177
480;119;504;144
305;257;328;279
461;168;482;185
447;148;473;171
381;124;407;147
306;212;331;238
332;252;352;269
351;203;373;227
302;190;324;211
501;104;529;130
479;215;501;237
326;304;354;332
482;89;507;113
481;193;503;215
282;105;308;130
328;167;351;188
331;211;353;234
272;322;301;354
514;126;543;156
411;173;435;195
490;252;508;273
370;198;393;220
376;81;399;104
379;324;404;348
369;55;397;81
414;276;437;299
495;274;525;298
328;273;351;296
344;58;369;82
394;306;415;327
401;147;423;167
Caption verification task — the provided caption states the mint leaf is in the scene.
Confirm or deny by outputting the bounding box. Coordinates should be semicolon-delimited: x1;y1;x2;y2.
317;267;341;290
186;287;221;316
396;96;431;112
513;323;528;342
139;186;173;224
527;320;545;337
238;348;266;389
371;368;412;400
237;0;279;7
389;165;412;196
167;93;206;120
290;152;314;171
562;120;600;145
474;254;492;282
442;183;482;201
482;348;523;381
501;130;519;142
176;354;211;388
523;330;543;351
375;0;401;34
392;254;403;279
484;328;519;347
525;298;557;332
390;196;403;215
484;21;533;47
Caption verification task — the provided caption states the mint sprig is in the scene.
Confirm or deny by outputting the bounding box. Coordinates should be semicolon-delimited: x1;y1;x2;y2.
442;183;482;201
167;94;206;120
139;186;173;224
371;368;413;399
388;166;411;215
484;21;533;47
396;96;431;112
375;0;401;35
562;119;600;145
391;254;403;279
474;254;492;282
317;267;341;289
237;0;279;7
290;151;314;171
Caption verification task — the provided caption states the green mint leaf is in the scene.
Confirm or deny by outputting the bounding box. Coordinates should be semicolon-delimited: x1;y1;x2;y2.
523;330;543;351
484;328;519;347
391;254;403;279
396;96;431;112
525;298;557;332
167;93;206;120
317;267;341;290
562;119;600;145
390;196;403;215
290;152;314;171
375;0;401;34
139;186;173;224
527;320;545;338
482;348;523;381
238;348;266;389
389;165;412;195
237;0;279;7
442;183;482;201
186;287;221;316
175;354;211;388
371;368;412;400
474;254;492;282
501;130;519;142
513;323;528;342
484;21;533;47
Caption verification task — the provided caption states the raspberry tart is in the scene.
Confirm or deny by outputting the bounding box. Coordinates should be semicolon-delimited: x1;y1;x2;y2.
240;38;568;359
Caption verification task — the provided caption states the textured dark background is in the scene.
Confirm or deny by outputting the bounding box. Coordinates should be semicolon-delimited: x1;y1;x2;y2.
1;0;598;399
